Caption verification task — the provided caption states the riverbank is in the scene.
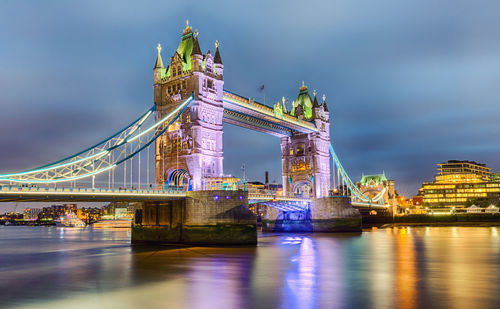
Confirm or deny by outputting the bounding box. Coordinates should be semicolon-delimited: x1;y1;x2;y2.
362;213;500;227
380;221;500;228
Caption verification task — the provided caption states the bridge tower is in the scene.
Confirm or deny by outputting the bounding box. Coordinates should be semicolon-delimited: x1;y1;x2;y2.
281;83;331;198
153;21;224;190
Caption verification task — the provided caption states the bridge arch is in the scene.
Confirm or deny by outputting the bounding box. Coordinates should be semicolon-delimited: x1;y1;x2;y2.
167;169;192;190
293;180;313;198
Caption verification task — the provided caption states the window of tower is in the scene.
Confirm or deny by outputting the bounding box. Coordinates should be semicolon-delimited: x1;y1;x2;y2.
207;80;213;89
186;114;190;123
289;149;293;155
177;68;181;76
296;144;305;156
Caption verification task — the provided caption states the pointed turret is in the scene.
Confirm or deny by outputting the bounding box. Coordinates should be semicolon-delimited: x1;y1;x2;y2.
154;43;164;69
313;90;320;108
322;94;329;112
214;40;223;64
192;29;202;55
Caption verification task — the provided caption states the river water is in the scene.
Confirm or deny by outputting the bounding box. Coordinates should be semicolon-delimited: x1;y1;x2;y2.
0;226;499;309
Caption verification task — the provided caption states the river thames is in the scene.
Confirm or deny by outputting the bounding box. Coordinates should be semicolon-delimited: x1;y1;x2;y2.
1;226;499;309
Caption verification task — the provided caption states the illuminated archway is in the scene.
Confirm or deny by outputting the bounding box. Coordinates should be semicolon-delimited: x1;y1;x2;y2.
293;181;313;198
167;169;192;190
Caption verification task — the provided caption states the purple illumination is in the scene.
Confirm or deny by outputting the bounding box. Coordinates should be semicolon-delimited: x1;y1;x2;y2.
226;196;230;200
214;195;220;201
239;195;244;200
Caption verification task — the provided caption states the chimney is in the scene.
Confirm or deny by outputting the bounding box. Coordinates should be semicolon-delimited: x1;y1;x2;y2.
265;171;269;186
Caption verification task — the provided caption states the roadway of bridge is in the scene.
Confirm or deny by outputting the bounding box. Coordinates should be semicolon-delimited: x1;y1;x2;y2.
0;186;186;202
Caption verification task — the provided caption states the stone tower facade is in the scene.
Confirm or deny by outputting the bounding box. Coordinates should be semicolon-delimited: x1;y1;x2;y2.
281;83;331;198
153;22;224;190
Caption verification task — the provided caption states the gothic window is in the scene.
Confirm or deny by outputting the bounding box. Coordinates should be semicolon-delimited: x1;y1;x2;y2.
186;114;190;123
296;144;305;156
289;149;293;155
207;80;213;89
177;67;181;76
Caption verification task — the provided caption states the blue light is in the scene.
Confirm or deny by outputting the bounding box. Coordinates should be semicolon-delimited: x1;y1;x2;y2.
225;195;230;200
214;195;220;201
239;195;244;200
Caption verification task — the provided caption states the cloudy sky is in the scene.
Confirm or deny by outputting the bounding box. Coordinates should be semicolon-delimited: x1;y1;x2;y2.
1;0;499;207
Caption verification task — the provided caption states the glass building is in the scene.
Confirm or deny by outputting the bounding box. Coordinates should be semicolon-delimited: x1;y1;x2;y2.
421;160;500;208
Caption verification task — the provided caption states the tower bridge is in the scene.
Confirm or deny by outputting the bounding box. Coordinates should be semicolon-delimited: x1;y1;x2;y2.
0;22;389;244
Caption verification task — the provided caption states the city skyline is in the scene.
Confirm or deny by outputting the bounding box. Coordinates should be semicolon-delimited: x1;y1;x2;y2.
1;1;500;199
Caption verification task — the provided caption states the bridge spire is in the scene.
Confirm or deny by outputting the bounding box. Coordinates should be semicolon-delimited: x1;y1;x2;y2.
154;43;164;69
214;40;223;64
192;29;202;55
282;96;288;113
313;90;320;107
322;94;329;112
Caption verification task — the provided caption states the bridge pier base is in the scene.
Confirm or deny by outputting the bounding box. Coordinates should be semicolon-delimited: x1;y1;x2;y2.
310;196;361;232
261;196;361;233
131;190;257;245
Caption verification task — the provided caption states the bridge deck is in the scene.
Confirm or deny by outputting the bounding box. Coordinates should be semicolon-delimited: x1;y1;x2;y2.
0;186;185;202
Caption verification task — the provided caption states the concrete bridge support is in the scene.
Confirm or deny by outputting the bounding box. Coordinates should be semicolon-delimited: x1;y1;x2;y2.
261;196;361;232
310;196;361;232
132;190;257;245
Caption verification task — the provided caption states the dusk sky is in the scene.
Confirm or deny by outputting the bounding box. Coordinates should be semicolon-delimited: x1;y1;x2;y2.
1;0;500;201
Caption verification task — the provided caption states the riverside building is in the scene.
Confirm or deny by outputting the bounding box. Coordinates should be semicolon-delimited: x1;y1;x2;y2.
421;160;500;208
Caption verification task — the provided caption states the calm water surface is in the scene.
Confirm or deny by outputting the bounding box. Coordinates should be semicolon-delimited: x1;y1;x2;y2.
0;226;499;309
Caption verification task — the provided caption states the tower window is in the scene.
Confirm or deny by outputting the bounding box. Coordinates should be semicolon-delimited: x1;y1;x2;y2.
207;80;213;89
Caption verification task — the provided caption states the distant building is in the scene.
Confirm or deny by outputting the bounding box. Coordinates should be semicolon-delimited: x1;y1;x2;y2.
76;207;102;223
38;204;77;220
203;177;240;190
23;208;42;220
356;172;397;208
420;160;500;208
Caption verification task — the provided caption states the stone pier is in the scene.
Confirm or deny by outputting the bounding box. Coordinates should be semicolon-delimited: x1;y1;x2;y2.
132;190;257;245
261;196;361;232
310;196;361;232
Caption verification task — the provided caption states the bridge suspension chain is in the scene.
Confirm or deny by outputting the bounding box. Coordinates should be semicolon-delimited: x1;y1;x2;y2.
0;95;194;184
329;143;386;203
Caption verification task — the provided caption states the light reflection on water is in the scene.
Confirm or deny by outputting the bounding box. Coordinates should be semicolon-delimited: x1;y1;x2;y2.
0;226;499;309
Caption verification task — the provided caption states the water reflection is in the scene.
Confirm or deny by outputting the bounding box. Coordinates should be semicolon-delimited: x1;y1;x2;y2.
1;226;500;309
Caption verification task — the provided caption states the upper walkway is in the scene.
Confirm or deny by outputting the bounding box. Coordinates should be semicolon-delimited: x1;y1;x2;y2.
222;90;318;137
